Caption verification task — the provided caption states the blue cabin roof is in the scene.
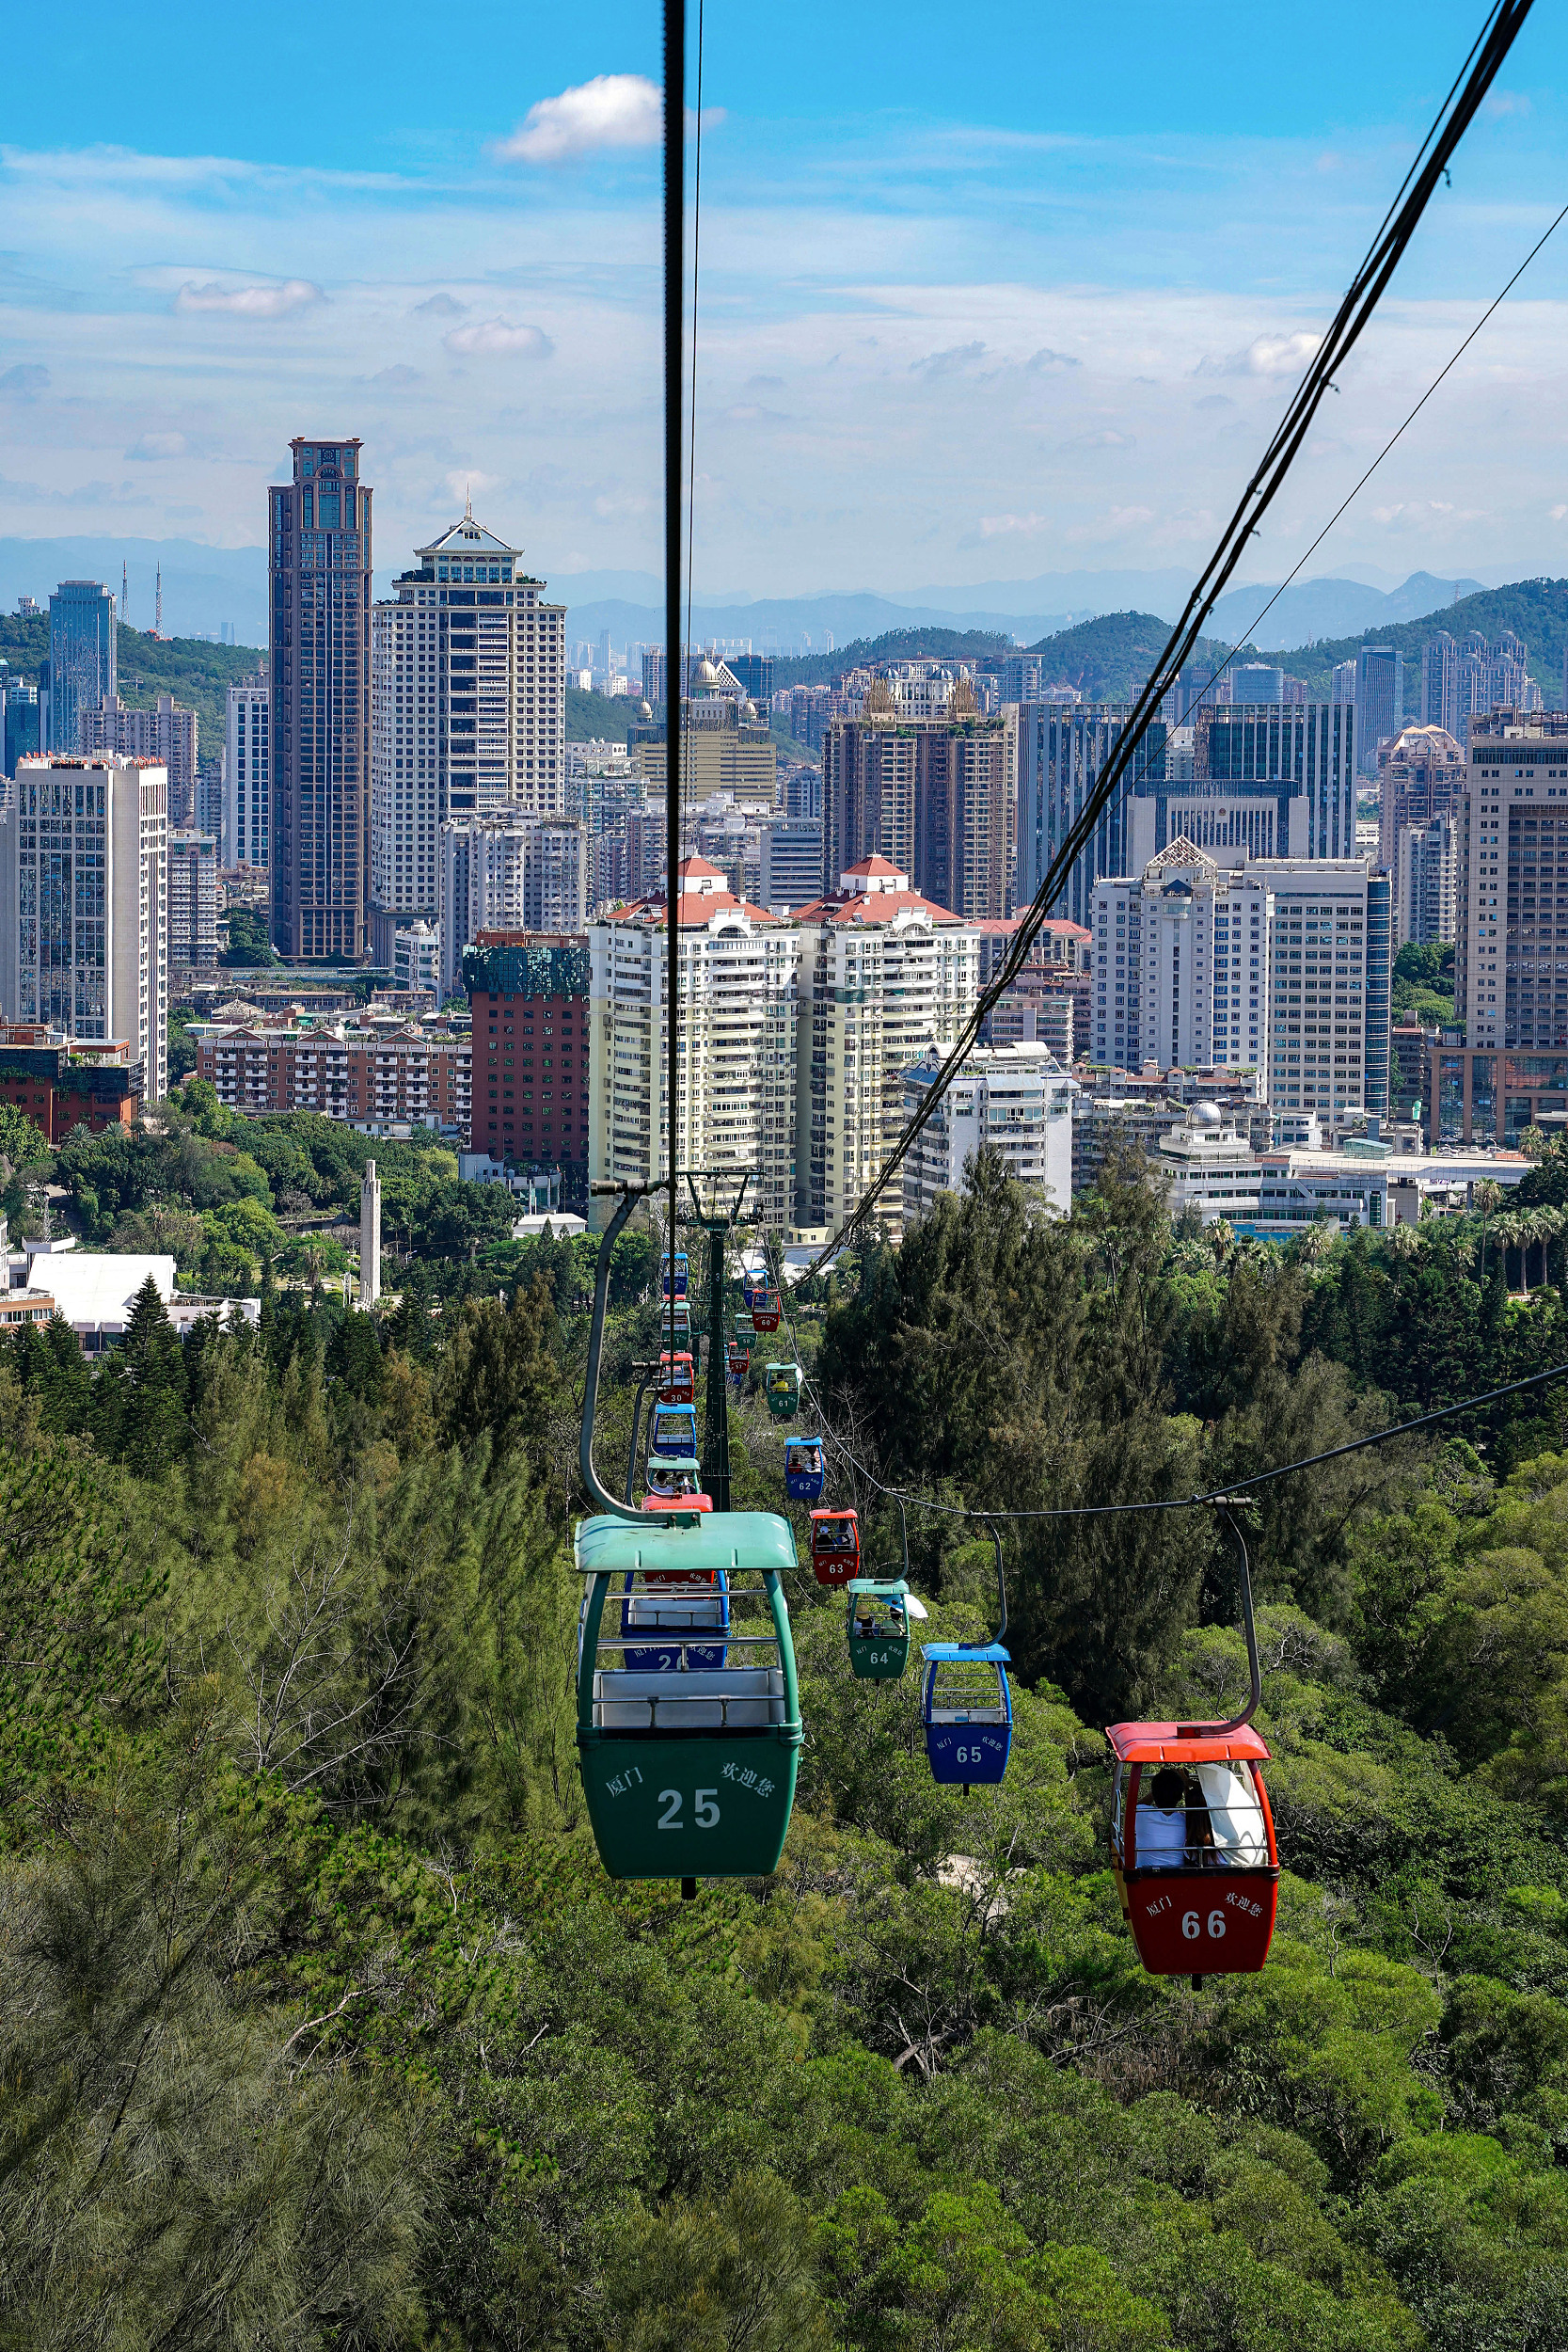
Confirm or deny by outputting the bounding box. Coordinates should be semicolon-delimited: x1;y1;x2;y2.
922;1642;1011;1664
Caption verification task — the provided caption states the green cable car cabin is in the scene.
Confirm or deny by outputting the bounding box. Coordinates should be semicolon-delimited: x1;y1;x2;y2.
846;1578;927;1679
576;1511;804;1881
766;1362;802;1421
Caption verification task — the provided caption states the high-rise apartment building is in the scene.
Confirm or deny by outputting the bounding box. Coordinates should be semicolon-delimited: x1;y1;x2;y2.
268;436;373;960
437;814;588;998
1015;702;1166;930
370;508;567;960
1421;629;1537;750
83;694;198;826
47;581;116;755
166;830;218;967
902;1041;1077;1221
465;931;589;1173
1088;845;1390;1127
823;690;1016;917
641;647;667;708
794;858;980;1233
1392;815;1456;950
0;755;167;1102
1455;712;1568;1053
589;859;802;1227
1377;723;1464;866
1354;645;1403;776
225;670;269;869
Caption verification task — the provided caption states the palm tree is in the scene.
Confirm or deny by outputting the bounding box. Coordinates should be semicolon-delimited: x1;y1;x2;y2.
1474;1178;1503;1286
1386;1222;1422;1264
1294;1221;1337;1269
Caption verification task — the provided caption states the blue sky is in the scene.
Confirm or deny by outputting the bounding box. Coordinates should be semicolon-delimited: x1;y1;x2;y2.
1;0;1564;596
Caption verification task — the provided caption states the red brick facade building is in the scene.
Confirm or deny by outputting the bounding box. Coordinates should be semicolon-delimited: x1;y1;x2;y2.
197;1019;469;1131
0;1025;140;1142
463;931;589;1173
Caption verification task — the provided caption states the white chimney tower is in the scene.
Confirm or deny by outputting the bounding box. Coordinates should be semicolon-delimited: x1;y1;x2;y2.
359;1158;381;1308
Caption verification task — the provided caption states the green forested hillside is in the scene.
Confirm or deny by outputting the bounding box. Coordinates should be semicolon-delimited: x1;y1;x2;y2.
1254;575;1568;704
1024;612;1232;702
770;628;1013;691
10;1124;1568;2345
0;611;262;757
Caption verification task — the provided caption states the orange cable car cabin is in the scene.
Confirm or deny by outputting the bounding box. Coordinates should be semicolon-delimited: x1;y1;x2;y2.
1106;1719;1278;1982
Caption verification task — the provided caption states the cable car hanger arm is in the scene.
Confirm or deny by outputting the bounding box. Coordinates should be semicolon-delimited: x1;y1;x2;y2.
582;1181;659;1524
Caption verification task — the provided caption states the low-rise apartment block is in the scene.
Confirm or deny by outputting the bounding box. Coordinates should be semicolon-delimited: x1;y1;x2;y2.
197;1013;470;1136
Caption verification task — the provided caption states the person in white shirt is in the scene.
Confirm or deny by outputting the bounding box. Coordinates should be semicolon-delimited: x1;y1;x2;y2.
1137;1768;1192;1869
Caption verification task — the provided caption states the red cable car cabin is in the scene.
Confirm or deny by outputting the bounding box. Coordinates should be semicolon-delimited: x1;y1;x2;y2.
809;1507;861;1587
1106;1721;1278;1979
656;1351;695;1405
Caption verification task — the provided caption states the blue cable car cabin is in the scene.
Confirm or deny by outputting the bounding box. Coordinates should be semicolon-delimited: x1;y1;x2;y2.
784;1438;826;1502
621;1568;730;1671
922;1643;1013;1789
661;1251;689;1299
576;1512;804;1881
650;1402;699;1457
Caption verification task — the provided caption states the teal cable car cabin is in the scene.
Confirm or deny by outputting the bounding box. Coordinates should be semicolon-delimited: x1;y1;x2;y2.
577;1510;804;1881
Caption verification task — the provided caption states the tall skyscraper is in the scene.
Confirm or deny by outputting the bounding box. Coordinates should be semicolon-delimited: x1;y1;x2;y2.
1455;712;1568;1053
1089;844;1390;1126
224;670;270;868
1355;645;1404;776
1377;723;1464;866
437;813;587;997
1015;702;1167;930
82;693;198;826
0;662;40;777
369;508;566;961
268;437;372;960
0;755;167;1100
47;581;116;755
823;687;1016;916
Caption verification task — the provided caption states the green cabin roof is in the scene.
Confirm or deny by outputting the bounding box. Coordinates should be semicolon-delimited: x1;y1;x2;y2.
575;1511;798;1577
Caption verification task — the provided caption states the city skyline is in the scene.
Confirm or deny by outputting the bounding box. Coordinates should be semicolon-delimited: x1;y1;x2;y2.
1;2;1565;596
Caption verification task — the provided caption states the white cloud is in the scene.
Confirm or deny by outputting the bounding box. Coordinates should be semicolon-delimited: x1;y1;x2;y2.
415;292;467;317
444;468;502;504
1198;329;1323;378
0;364;49;398
1486;90;1532;118
978;512;1051;538
126;430;186;460
370;364;421;387
443;317;553;358
911;341;986;377
173;278;323;318
492;74;661;167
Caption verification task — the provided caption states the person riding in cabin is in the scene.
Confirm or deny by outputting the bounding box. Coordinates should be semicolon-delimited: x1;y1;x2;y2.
1138;1767;1196;1869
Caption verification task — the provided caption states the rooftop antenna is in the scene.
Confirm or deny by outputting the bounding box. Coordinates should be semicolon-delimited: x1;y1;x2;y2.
154;564;163;639
120;561;127;618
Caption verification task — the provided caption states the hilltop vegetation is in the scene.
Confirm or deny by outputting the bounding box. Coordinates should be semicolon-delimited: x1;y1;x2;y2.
8;1143;1568;2343
1253;575;1568;705
0;611;261;757
770;628;1013;691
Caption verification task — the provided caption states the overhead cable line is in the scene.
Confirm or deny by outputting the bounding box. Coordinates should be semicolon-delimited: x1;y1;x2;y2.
806;0;1537;1272
680;0;706;914
800;1355;1568;1527
662;0;686;1357
1120;191;1568;755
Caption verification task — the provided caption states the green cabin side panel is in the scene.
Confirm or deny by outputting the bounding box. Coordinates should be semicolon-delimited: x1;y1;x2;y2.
579;1731;801;1877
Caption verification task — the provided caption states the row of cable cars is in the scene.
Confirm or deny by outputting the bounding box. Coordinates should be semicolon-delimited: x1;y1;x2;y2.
592;1269;1277;1979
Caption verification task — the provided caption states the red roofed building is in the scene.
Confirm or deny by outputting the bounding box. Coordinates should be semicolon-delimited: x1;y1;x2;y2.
588;858;803;1227
792;861;981;1232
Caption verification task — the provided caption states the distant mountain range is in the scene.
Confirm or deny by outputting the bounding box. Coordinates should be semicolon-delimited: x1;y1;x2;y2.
0;539;1501;662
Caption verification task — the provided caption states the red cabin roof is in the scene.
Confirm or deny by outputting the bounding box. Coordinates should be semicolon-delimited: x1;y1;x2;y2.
1105;1720;1272;1765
